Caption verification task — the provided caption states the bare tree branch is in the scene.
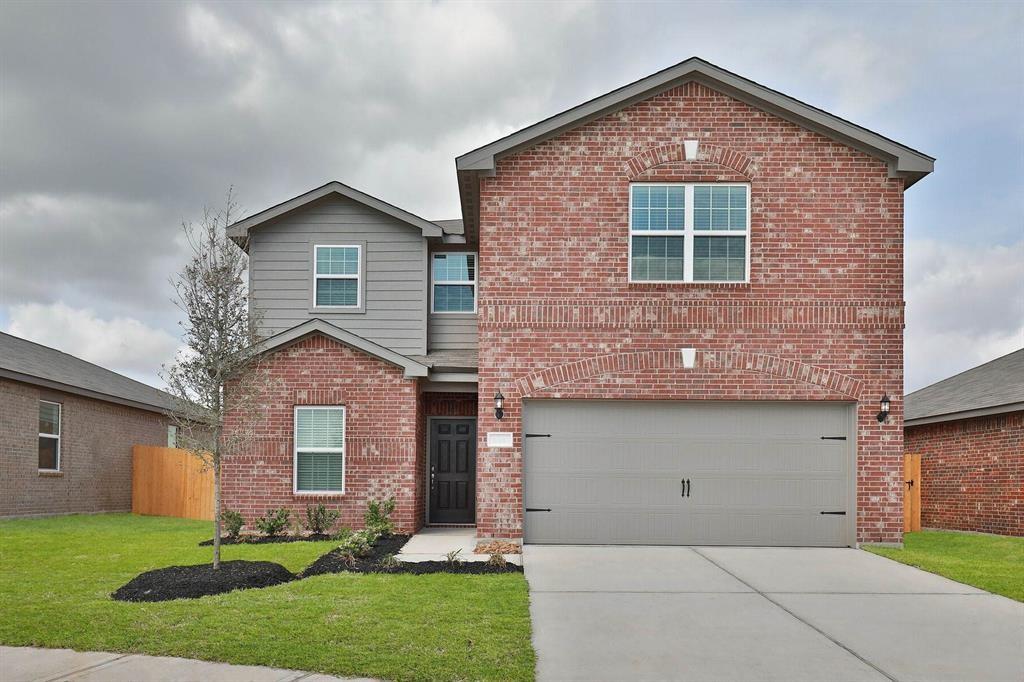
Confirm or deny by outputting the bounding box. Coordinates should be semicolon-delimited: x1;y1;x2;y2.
161;188;274;569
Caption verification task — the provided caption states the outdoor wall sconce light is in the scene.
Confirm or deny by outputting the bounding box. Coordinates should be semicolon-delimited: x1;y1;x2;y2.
494;391;505;421
877;394;891;423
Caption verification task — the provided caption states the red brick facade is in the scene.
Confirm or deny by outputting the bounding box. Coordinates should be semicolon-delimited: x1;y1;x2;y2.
905;412;1023;536
0;377;169;517
221;335;424;532
474;82;905;544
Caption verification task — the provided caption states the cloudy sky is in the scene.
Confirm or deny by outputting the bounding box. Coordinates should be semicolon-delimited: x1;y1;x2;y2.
1;0;1021;392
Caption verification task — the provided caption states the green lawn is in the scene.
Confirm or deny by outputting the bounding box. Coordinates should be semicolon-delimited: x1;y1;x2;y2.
0;514;534;681
865;530;1024;601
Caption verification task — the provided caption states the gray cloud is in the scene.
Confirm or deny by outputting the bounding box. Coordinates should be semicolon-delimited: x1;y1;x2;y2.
1;0;1021;390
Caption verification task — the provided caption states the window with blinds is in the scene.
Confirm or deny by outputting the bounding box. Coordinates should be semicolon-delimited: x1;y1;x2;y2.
294;406;345;493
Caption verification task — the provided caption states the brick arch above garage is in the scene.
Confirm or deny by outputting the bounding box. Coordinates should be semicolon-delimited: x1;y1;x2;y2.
512;350;864;401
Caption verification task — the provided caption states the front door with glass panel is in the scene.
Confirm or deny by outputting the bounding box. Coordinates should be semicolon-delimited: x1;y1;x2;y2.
429;419;477;524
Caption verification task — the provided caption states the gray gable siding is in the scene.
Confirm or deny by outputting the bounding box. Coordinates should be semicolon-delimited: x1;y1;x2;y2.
248;194;428;355
428;313;478;351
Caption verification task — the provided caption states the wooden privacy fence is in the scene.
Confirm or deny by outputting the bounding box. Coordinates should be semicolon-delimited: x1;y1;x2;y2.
903;453;922;532
132;446;214;520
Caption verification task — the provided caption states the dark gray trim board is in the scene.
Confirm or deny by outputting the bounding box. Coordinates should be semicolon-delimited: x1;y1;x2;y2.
457;57;933;181
227;181;454;248
250;319;429;378
0;369;170;416
904;402;1024;427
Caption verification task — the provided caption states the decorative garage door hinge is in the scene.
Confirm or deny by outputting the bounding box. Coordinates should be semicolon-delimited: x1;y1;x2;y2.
525;508;552;512
819;511;847;515
820;436;847;440
524;433;552;438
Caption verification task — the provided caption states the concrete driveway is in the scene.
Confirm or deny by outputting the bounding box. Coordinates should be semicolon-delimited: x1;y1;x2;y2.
524;546;1024;682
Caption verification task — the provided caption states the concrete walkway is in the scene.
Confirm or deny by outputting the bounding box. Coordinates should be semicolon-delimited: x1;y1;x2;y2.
396;527;521;564
525;546;1024;682
0;646;378;682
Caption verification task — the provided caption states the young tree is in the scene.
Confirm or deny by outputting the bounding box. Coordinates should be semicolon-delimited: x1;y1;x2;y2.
162;189;270;569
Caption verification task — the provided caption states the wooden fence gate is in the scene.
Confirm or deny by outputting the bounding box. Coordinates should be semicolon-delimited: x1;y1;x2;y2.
903;453;922;532
132;446;214;520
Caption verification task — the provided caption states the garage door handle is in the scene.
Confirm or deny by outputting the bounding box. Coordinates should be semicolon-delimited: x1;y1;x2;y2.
681;479;691;498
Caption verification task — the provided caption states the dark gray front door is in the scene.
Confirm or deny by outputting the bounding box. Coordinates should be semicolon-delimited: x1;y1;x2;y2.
430;419;477;524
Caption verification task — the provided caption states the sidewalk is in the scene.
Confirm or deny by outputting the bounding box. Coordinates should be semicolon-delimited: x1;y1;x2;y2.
0;646;379;682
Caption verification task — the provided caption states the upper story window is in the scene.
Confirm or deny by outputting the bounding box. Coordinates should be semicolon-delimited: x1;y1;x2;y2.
294;406;345;494
39;400;61;471
314;245;361;308
630;183;750;283
432;252;477;313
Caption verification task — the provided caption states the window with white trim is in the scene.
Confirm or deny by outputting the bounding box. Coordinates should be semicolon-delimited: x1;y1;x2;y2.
38;400;61;471
630;183;750;283
314;245;361;307
294;406;345;494
432;252;477;313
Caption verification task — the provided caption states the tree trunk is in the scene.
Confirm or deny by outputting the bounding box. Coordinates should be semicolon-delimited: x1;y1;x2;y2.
213;460;222;570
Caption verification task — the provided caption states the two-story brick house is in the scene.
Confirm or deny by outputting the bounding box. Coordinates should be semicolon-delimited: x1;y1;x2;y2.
222;58;933;546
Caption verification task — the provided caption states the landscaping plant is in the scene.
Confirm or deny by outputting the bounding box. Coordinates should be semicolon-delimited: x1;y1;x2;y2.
364;497;396;536
161;188;276;570
486;552;508;568
304;504;340;535
255;508;291;537
376;553;400;570
221;509;244;540
444;549;463;567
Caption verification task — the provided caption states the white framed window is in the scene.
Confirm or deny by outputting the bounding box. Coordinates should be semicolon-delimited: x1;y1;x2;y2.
38;400;61;471
431;252;477;313
629;183;750;283
167;424;177;448
293;406;345;494
314;245;361;308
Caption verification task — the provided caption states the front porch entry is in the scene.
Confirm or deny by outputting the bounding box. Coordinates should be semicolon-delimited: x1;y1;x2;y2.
428;417;477;524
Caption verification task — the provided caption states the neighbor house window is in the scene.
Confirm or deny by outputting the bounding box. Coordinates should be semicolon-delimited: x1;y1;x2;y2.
432;252;477;313
314;245;361;307
38;400;61;471
167;425;177;448
630;183;749;283
294;406;345;494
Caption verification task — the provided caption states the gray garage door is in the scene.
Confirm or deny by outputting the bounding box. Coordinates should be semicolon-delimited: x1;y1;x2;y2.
523;401;855;547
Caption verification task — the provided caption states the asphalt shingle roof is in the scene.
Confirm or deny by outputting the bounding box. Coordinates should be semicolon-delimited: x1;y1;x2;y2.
0;331;176;413
904;348;1024;422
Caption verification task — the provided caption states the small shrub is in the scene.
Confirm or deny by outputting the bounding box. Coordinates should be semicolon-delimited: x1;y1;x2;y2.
444;549;463;567
364;497;396;536
220;509;244;540
337;528;377;558
337;551;357;568
377;553;400;570
254;507;291;537
304;504;340;535
333;527;352;542
486;552;508;568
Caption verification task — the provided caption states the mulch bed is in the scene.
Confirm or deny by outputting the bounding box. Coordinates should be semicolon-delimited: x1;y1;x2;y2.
301;534;522;577
301;533;411;577
388;560;523;575
199;534;333;546
112;560;295;602
116;533;521;603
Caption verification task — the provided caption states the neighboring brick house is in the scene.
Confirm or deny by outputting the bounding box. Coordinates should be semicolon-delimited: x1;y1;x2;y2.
222;58;934;546
0;332;175;517
904;349;1023;537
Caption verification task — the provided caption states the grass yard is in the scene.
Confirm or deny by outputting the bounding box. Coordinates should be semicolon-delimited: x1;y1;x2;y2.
865;530;1024;602
0;514;534;681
